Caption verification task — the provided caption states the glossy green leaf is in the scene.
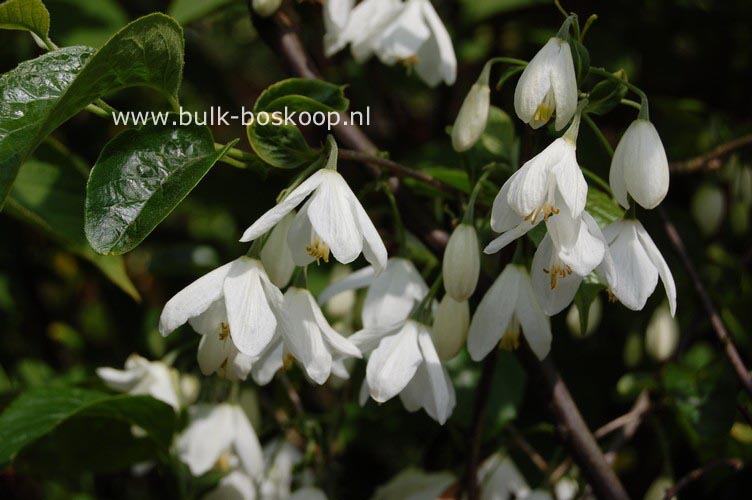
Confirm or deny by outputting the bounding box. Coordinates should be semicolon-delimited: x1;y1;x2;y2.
586;78;628;116
85;123;235;255
0;0;50;39
5;141;140;300
0;13;184;209
247;78;349;169
585;188;624;227
0;386;177;464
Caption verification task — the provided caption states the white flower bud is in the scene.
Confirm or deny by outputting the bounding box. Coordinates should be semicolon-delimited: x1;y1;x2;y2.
609;119;670;210
443;223;480;301
452;82;490;152
645;304;680;362
691;184;725;236
260;211;296;288
514;37;578;131
431;296;469;361
179;374;201;406
252;0;282;17
565;297;602;338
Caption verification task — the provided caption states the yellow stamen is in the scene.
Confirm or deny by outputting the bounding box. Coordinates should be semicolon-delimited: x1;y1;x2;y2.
219;322;231;341
214;452;232;472
533;102;554;123
283;352;295;370
543;264;573;289
306;237;330;264
399;55;419;67
524;203;560;225
500;318;521;351
607;290;618;303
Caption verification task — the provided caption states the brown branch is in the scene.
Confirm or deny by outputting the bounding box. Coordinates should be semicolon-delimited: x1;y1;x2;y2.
339;149;458;194
658;207;752;397
669;133;752;173
508;423;549;473
662;458;744;499
249;4;627;499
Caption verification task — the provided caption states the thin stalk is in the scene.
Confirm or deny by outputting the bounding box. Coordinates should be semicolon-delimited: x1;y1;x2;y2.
583;114;614;156
589;67;650;119
85;104;111;119
620;99;642;111
383;183;407;253
464;169;493;223
218;155;248;169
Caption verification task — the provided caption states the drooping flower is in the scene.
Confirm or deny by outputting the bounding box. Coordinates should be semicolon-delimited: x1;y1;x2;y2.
260;210;297;288
177;403;264;479
97;354;193;411
340;0;456;87
645;303;680;362
484;119;587;254
431;295;469;361
602;219;677;315
318;257;428;328
280;287;361;384
530;210;611;316
514;37;577;130
609;119;670;209
323;0;355;56
240;168;387;274
352;319;456;424
159;256;285;358
467;264;551;361
452;69;490;151
259;440;302;500
443;223;481;301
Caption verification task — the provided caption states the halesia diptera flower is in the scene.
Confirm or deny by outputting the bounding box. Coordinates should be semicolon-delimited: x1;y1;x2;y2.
443;223;481;301
452;70;491;151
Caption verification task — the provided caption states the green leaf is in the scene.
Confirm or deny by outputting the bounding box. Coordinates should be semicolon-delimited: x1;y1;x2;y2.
571;39;590;86
0;386;177;464
573;280;603;335
0;13;184;209
246;78;349;169
585;188;624;227
5;141;140;300
168;0;234;25
85;123;234;255
586;78;628;116
0;0;50;40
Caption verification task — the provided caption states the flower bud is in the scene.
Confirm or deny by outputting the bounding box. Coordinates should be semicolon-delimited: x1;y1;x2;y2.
691;184;725;236
452;82;490;152
443;223;480;301
260;211;296;288
252;0;282;17
609;119;670;210
431;296;469;361
645;304;680;362
324;265;356;319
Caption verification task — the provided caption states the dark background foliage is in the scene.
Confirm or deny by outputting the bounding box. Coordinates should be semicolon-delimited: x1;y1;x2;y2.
1;0;751;498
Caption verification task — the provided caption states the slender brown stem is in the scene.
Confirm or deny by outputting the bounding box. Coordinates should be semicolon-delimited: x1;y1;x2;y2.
658;207;752;397
250;4;627;499
669;133;752;173
508;423;549;473
662;458;744;499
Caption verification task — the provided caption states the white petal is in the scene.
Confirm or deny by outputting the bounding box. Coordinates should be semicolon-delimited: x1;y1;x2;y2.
317;264;375;305
620;120;670;209
550;144;587;217
307;171;363;264
506;152;551;218
177;405;235;476
347;188;388;273
491;177;524;233
348;323;403;353
358;378;371;406
159;260;234;336
196;333;228;377
204;470;257;500
531;234;582;316
282;288;332;384
251;337;284;386
323;0;354;56
554;215;606;277
306;288;362;358
416;325;452;424
240;170;326;242
367;321;422;402
452;82;490;151
443;224;480;301
223;258;278;357
286;199;318;267
516;269;552;359
96;366;140;392
609;146;630;209
484;220;538;254
260;210;297;288
414;0;456;86
188;298;227;337
635;222;677;316
362;258;428;328
371;0;430;65
467;266;518;360
230;405;264;478
551;40;578;131
514;38;559;126
609;221;658;311
347;0;403;62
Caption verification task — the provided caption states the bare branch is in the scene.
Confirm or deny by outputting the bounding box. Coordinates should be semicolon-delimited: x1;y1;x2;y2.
669;134;752;173
662;458;744;499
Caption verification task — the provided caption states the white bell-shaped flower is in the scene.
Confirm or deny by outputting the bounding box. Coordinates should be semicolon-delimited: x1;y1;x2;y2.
159;256;286;358
431;295;469;361
351;320;455;424
468;264;551;360
348;0;456;87
318;257;428;328
323;0;355;56
609;119;670;209
260;210;296;288
177;403;264;478
259;440;302;500
485;122;587;254
252;0;282;17
514;37;577;131
443;223;481;301
97;354;186;411
531;210;611;316
241;169;388;274
602;219;677;315
645;303;680;361
280;287;361;384
452;71;490;152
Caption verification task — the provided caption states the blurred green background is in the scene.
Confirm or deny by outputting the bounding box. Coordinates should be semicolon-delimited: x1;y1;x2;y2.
1;0;752;498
